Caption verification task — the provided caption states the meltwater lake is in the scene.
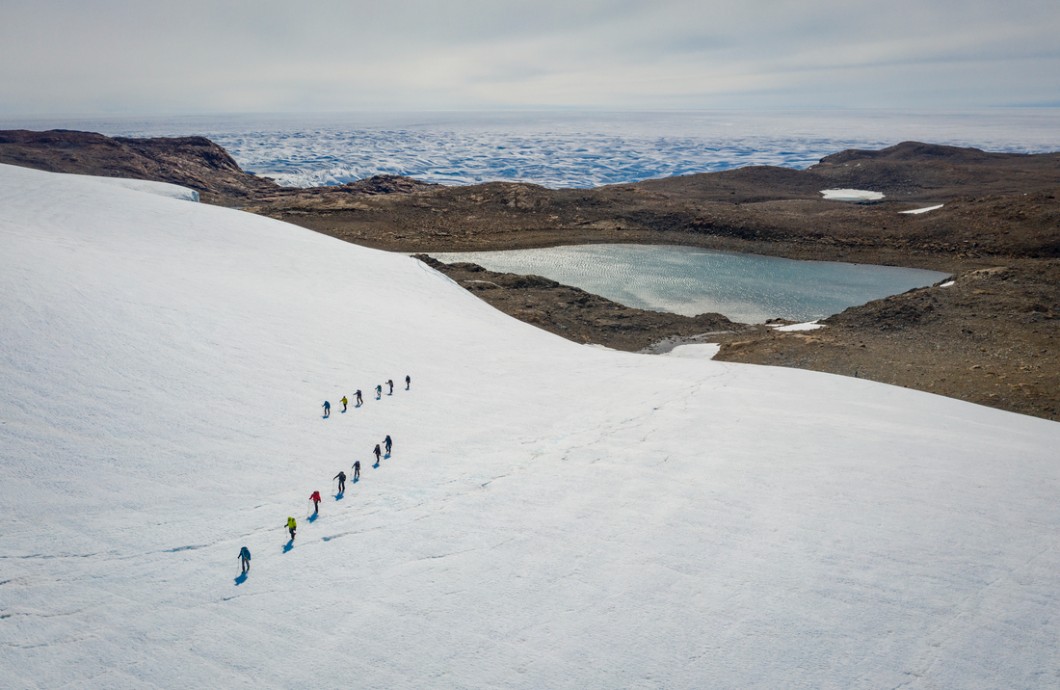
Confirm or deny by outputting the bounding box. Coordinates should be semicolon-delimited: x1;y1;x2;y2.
431;244;950;324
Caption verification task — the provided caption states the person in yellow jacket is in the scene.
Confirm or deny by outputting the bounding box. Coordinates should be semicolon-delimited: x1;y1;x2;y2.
341;395;348;412
286;516;297;541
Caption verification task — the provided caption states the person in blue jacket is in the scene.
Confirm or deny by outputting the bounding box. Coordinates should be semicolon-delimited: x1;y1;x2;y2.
238;546;251;574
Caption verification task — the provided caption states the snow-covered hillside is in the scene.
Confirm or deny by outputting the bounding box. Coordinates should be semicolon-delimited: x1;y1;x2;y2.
1;163;1058;689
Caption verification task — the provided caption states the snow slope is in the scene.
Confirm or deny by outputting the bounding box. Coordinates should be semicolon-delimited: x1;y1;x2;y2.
1;163;1058;689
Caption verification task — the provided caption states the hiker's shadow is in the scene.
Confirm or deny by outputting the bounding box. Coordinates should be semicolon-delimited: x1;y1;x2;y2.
308;514;319;523
283;540;294;553
384;452;391;459
335;492;344;501
234;572;248;586
373;462;380;469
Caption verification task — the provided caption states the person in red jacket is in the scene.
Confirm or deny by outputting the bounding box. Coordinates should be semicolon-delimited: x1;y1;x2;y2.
310;490;322;516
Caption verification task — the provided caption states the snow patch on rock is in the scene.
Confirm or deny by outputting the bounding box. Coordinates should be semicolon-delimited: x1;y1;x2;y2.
820;188;885;202
770;321;825;332
901;204;944;215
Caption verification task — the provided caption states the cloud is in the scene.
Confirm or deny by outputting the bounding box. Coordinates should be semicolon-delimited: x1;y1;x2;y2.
1;0;1058;115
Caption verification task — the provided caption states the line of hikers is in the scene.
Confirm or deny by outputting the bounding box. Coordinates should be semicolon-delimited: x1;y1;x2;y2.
322;375;411;417
240;434;395;575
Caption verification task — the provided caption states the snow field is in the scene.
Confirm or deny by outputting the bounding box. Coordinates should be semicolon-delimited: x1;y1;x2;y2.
1;163;1058;689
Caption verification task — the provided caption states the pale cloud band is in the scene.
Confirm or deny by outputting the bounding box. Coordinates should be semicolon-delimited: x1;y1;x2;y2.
1;0;1058;116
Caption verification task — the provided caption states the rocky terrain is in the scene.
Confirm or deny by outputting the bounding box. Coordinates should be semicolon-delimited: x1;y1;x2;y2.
716;260;1059;420
3;130;1057;420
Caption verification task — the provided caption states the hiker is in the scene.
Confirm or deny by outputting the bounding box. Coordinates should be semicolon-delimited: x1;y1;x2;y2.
238;546;251;574
405;374;411;390
353;460;360;481
384;434;392;455
322;400;331;418
387;379;394;395
341;395;348;412
334;471;346;493
355;390;363;407
373;443;382;464
310;490;322;515
375;384;382;400
286;516;297;541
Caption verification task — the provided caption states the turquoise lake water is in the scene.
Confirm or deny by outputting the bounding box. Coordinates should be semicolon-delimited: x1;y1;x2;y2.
431;244;950;324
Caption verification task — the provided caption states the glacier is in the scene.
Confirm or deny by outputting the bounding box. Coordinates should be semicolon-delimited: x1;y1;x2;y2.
1;163;1058;689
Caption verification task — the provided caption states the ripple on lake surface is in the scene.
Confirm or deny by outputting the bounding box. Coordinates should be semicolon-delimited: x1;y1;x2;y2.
431;244;950;324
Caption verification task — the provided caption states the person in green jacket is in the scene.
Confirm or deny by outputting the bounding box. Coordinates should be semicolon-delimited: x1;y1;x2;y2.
286;516;297;541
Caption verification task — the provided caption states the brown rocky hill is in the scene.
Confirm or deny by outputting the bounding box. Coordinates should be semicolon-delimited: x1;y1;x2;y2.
0;129;279;203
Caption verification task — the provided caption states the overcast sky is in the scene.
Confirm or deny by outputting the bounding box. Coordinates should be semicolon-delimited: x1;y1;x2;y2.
2;0;1058;117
